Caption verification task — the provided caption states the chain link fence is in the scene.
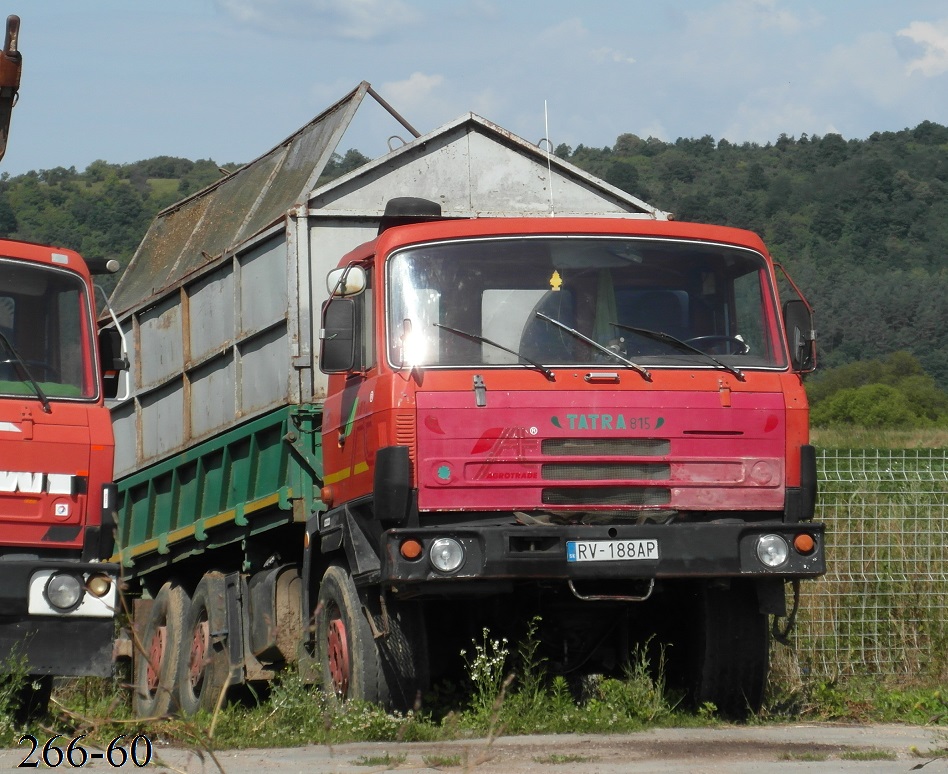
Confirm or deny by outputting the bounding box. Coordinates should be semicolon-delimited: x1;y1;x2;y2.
791;448;948;680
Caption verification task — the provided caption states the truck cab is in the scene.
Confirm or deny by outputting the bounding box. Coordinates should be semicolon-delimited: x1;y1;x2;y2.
0;241;120;685
317;207;822;716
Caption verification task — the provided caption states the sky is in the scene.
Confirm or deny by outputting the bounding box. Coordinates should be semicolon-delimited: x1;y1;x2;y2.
1;0;947;176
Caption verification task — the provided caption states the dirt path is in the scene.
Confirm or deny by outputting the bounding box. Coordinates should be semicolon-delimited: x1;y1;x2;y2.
5;723;946;773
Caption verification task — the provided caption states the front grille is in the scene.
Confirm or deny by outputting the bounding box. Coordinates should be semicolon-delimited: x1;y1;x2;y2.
542;463;670;481
542;486;671;506
542;438;670;457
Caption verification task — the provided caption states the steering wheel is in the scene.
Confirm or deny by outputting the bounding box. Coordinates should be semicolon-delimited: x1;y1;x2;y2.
684;335;749;355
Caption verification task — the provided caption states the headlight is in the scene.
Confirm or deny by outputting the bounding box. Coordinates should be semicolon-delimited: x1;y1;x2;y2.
756;534;789;568
429;537;465;573
44;572;84;612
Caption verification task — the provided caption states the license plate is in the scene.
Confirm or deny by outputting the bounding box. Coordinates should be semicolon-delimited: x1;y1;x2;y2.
566;539;659;563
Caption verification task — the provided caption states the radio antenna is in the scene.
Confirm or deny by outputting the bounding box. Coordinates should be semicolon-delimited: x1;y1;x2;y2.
544;100;555;217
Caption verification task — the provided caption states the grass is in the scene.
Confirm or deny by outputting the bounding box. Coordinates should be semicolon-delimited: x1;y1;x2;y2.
1;628;946;757
534;753;597;764
354;752;407;766
811;426;948;449
422;753;463;768
779;751;828;761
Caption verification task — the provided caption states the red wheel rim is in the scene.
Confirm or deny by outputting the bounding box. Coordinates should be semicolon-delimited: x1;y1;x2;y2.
326;615;350;697
146;625;166;693
189;614;210;690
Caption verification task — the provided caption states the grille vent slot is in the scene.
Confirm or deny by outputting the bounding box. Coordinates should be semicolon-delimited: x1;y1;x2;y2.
542;463;670;481
542;438;670;457
542;487;671;506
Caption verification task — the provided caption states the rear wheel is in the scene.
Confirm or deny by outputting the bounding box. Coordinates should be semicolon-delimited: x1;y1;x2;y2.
178;572;232;715
314;563;428;711
133;581;189;718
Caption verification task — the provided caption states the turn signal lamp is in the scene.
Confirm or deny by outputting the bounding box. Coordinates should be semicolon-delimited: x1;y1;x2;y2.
400;539;423;561
793;533;816;555
86;573;112;598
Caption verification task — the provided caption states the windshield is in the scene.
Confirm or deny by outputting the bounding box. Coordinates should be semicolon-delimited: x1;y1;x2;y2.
386;236;786;371
0;259;97;399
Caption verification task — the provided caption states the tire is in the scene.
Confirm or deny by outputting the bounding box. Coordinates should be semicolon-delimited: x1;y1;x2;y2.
132;581;190;718
314;564;428;712
689;581;769;719
177;572;232;716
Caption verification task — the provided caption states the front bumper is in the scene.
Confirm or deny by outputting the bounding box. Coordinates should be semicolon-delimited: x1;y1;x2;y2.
381;521;825;586
0;616;115;676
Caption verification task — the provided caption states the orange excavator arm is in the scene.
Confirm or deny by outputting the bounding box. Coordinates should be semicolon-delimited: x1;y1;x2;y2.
0;15;22;163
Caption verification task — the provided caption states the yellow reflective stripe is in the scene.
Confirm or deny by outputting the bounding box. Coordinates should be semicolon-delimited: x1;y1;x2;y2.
323;467;351;485
111;492;284;562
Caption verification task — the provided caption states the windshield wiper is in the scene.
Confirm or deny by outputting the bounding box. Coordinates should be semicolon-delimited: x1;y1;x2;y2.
611;323;745;382
535;312;651;381
434;323;556;381
0;329;52;412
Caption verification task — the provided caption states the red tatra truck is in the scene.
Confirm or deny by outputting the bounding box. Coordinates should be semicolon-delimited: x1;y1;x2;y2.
109;84;823;719
0;15;123;710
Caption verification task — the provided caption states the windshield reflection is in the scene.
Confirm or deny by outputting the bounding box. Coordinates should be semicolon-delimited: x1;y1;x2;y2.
386;236;785;371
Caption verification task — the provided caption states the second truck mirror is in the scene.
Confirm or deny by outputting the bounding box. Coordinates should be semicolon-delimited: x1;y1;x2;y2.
98;326;128;400
319;298;359;373
783;299;816;372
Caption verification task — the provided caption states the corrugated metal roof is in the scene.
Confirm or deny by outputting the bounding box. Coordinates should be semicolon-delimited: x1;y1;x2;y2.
109;82;370;317
109;82;668;318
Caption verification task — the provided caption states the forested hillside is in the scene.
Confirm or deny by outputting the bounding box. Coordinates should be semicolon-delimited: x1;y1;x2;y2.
556;121;948;387
0;125;945;424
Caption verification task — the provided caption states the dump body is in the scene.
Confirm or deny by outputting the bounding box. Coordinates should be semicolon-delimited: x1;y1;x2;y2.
0;241;119;677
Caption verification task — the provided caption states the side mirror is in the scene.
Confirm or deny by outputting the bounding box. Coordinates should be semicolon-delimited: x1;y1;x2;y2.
326;265;366;297
98;326;129;400
783;299;816;372
319;298;360;373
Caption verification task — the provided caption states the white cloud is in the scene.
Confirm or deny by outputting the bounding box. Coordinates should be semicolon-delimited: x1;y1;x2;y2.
592;47;636;65
381;73;446;111
898;19;948;76
215;0;418;40
683;0;819;39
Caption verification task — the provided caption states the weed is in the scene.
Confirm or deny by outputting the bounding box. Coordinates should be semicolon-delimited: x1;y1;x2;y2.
779;751;828;761
840;748;897;761
533;753;596;764
589;644;673;726
422;752;463;768
460;627;511;722
353;751;407;766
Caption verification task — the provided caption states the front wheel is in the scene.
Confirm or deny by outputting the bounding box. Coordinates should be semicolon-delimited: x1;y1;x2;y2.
689;581;769;718
314;564;428;711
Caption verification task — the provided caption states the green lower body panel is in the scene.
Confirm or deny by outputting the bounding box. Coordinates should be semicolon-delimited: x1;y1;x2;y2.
113;405;323;581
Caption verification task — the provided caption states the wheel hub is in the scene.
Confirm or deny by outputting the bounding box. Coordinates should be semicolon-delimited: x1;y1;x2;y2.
326;617;350;697
146;625;166;693
189;616;210;690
